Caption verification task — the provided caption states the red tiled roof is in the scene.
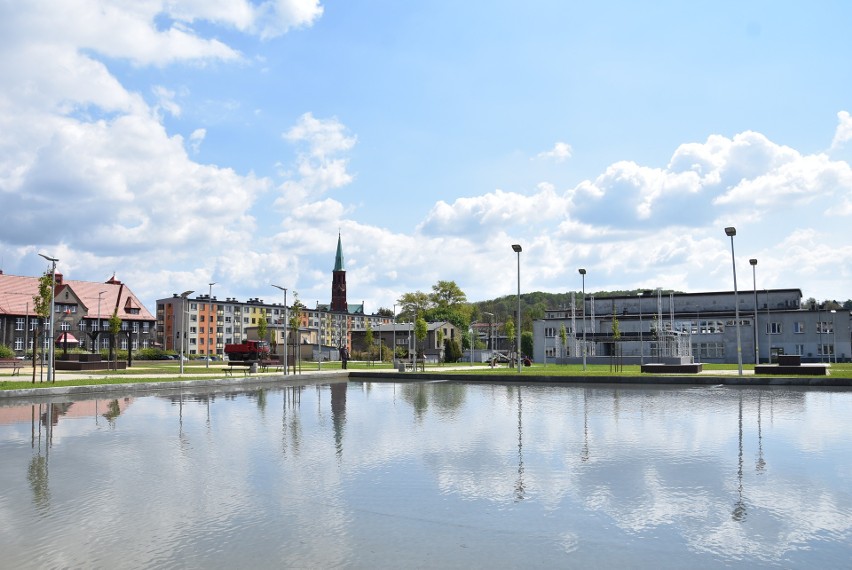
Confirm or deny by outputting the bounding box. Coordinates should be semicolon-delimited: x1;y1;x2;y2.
0;273;154;321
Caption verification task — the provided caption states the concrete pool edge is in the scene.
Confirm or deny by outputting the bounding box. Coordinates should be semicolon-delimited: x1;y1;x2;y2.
4;369;851;401
348;371;852;387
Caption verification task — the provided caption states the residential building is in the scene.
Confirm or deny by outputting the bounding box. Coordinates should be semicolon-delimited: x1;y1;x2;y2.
351;321;460;362
155;233;392;357
532;288;851;365
0;271;155;356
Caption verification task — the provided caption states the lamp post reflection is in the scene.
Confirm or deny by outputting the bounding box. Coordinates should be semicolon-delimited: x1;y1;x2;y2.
515;386;525;502
756;392;766;473
732;393;747;522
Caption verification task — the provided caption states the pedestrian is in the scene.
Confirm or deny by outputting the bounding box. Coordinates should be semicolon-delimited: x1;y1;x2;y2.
340;346;349;369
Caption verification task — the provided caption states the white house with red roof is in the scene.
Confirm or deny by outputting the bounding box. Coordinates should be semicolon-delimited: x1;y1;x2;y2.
0;271;156;356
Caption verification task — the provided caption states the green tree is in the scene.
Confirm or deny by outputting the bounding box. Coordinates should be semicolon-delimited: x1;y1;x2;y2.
430;280;467;309
31;272;53;383
414;316;428;357
289;294;304;373
521;331;533;359
397;291;431;321
258;310;269;343
444;338;463;362
559;324;568;359
504;318;516;355
107;310;121;370
364;321;374;363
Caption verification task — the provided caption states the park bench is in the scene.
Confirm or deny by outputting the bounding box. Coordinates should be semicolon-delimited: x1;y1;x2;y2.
0;359;23;376
260;360;282;372
223;361;252;376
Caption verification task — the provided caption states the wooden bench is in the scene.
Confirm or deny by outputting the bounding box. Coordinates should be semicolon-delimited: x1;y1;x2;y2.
400;359;426;372
260;360;283;373
0;359;23;376
224;362;252;376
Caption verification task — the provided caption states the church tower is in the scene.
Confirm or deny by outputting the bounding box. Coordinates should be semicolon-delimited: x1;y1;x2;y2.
330;233;348;312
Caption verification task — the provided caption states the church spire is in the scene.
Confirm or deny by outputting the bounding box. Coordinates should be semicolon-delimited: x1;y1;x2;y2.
333;232;345;272
331;233;348;312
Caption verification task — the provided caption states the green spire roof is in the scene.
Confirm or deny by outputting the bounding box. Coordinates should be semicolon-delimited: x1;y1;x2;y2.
334;233;345;271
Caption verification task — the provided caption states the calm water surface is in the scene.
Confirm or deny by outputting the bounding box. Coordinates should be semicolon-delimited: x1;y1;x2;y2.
1;380;851;569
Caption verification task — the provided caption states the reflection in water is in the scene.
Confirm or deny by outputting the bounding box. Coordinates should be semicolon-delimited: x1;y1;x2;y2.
732;393;747;522
756;392;766;473
514;386;525;502
331;381;346;457
0;383;850;568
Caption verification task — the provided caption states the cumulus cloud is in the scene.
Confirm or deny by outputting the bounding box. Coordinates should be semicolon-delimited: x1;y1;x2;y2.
275;113;356;208
830;110;852;151
418;183;568;237
536;141;573;162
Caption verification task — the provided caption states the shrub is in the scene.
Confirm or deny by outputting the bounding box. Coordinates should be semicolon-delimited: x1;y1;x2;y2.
0;344;15;358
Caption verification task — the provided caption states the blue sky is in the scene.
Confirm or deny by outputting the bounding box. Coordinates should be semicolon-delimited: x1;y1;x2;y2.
2;1;852;313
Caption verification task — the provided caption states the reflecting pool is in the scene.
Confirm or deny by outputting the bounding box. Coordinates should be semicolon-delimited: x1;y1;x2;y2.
1;381;851;568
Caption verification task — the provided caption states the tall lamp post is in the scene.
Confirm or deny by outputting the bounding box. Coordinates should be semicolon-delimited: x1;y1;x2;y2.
179;290;194;375
271;285;288;376
831;309;837;363
392;304;397;367
207;282;216;367
38;253;58;383
579;268;587;371
638;291;644;366
725;227;743;375
749;259;759;364
512;244;522;373
94;290;106;354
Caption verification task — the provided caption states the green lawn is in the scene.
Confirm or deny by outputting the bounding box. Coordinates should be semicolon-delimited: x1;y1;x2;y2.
3;360;851;391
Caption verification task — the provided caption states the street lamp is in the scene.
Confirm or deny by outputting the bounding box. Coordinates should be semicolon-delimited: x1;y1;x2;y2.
38;253;58;382
579;268;586;371
392;304;397;367
725;227;743;375
271;285;288;376
512;244;522;373
207;282;216;367
95;290;106;354
482;311;494;365
831;309;837;364
749;259;758;364
179;290;194;375
638;291;644;366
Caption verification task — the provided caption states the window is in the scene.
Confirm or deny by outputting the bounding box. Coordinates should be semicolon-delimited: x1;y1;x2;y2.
817;322;833;334
693;342;725;359
190;303;197;310
794;344;804;355
15;337;23;351
766;322;782;334
143;322;149;333
793;322;805;334
59;321;71;331
15;318;24;330
190;327;197;334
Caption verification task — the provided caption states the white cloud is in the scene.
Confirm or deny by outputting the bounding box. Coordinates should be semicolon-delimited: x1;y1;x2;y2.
188;128;206;154
536;141;573;162
830;110;852;151
275;113;356;209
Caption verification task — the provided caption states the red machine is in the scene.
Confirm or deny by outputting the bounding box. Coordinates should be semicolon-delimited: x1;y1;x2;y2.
224;340;270;361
